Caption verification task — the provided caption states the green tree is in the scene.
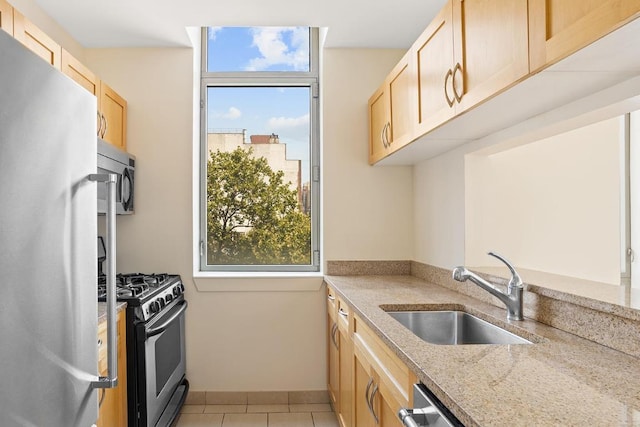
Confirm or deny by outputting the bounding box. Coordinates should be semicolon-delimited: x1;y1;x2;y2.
206;147;311;265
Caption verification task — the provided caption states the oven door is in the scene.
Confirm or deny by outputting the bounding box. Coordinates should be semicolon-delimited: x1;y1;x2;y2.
142;299;187;427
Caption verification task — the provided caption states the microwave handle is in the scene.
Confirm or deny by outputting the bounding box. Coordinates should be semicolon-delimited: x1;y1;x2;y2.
89;173;118;389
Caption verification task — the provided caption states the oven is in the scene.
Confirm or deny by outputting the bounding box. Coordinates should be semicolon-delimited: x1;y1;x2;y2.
98;271;188;427
135;297;188;427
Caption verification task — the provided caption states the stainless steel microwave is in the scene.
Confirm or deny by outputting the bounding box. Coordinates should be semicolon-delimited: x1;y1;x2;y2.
97;138;135;215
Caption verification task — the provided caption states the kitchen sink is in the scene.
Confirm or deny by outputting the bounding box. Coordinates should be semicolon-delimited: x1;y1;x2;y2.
386;310;532;345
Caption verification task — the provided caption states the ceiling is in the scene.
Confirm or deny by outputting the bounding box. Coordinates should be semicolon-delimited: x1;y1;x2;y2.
35;0;447;49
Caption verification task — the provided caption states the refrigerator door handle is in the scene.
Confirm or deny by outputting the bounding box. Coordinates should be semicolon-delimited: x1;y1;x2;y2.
89;173;119;389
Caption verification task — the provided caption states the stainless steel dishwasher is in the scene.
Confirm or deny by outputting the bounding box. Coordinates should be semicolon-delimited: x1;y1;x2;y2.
398;384;463;427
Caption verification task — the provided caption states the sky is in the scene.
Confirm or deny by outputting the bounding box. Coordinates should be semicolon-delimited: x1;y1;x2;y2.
206;27;312;181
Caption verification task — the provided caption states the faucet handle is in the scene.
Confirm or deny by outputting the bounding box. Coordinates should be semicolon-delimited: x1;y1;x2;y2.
487;252;523;288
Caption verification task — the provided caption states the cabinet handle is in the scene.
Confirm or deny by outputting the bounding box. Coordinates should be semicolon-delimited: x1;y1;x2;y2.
327;294;335;301
452;62;463;103
100;114;108;139
330;323;339;349
444;68;454;107
380;123;388;148
365;377;375;417
369;382;380;424
96;111;102;136
384;121;391;146
338;308;348;318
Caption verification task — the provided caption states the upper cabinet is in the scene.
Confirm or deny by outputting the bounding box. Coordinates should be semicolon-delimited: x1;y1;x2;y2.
415;0;529;137
62;49;99;96
529;0;640;72
369;0;640;165
0;0;13;35
99;82;128;150
451;0;530;111
13;10;61;69
368;51;416;164
61;49;128;150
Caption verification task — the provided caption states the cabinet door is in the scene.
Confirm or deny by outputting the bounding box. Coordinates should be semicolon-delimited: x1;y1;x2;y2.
13;10;61;69
0;0;13;35
353;353;376;427
337;325;352;427
100;82;127;150
368;84;390;164
97;310;127;427
61;49;100;96
414;0;456;137
387;52;416;153
327;317;339;408
529;0;640;72
452;0;530;111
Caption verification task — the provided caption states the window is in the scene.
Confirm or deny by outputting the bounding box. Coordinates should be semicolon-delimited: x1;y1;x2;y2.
199;27;320;272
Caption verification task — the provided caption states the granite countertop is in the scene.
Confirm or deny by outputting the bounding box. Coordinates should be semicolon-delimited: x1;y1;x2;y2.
324;274;640;427
97;301;127;324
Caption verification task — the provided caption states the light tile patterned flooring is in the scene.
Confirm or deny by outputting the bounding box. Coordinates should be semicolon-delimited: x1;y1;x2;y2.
176;403;340;427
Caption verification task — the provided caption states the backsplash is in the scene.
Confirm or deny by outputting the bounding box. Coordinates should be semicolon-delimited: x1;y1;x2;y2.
326;260;640;358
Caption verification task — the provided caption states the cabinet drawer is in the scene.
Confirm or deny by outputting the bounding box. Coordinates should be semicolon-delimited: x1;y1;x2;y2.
353;314;414;408
336;297;350;334
327;285;337;322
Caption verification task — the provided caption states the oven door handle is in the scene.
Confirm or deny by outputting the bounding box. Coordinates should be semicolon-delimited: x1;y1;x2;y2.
146;301;188;338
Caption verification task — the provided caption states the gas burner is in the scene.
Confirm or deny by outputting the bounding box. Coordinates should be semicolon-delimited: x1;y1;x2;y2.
98;273;181;306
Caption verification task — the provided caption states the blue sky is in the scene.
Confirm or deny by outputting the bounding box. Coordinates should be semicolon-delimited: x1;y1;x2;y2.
206;27;311;181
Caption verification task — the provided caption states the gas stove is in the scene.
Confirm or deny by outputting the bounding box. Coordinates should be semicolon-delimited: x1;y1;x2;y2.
98;273;185;321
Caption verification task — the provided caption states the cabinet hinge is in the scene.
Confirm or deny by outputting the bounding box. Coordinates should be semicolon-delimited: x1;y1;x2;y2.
312;165;320;182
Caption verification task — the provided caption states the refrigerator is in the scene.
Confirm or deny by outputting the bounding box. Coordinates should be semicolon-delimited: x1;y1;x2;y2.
0;30;116;426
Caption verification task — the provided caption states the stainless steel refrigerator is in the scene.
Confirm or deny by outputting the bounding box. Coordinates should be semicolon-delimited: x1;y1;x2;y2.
0;30;118;426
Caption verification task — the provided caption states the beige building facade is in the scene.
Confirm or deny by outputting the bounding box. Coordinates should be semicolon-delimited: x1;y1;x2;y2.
207;130;302;205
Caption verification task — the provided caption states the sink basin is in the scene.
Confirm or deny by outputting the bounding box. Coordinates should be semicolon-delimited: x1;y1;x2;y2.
386;310;531;345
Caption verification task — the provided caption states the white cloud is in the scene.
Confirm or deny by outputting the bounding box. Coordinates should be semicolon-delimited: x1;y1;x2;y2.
268;114;309;129
213;107;242;120
208;27;223;41
245;27;309;71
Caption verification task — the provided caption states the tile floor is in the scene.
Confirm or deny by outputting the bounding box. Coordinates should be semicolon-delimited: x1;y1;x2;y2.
176;403;340;427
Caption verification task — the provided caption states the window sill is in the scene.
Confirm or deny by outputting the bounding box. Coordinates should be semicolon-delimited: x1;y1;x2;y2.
192;271;325;292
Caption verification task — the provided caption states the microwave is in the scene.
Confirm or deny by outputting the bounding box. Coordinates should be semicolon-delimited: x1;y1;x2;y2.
97;138;135;215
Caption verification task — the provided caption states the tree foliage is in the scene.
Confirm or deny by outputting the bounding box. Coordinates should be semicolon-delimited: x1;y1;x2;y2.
206;147;311;265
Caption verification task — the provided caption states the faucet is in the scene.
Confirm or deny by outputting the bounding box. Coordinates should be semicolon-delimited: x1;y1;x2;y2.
452;252;524;321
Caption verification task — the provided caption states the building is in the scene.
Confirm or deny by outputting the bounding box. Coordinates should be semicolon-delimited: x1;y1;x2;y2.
207;130;303;207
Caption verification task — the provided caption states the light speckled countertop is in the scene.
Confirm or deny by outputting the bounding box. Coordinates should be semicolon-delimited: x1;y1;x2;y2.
97;301;127;324
324;274;640;427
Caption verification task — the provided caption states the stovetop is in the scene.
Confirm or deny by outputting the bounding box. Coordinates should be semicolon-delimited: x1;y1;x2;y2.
98;273;183;304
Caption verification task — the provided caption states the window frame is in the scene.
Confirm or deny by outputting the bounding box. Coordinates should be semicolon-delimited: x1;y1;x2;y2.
199;27;321;273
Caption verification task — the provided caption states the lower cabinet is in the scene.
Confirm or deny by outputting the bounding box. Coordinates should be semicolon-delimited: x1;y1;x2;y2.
97;309;127;427
326;284;415;427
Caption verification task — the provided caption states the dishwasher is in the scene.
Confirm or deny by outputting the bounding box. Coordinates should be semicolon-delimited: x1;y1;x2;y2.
398;384;464;427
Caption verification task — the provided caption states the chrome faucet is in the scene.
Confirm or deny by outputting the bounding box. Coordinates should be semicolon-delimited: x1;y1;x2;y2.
452;252;524;321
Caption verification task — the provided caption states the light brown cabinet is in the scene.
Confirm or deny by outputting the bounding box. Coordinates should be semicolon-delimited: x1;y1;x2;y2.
368;50;416;164
62;49;100;96
13;10;61;69
327;286;415;427
61;49;128;150
96;309;128;427
336;297;353;427
100;81;128;150
528;0;640;72
0;0;13;35
414;0;529;136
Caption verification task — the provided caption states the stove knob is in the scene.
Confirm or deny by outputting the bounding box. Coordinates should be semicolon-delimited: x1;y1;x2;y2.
179;283;185;293
157;297;166;309
165;294;173;303
149;301;160;314
173;286;181;297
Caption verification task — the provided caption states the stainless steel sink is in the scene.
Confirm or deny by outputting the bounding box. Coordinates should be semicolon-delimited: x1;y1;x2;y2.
386;310;531;345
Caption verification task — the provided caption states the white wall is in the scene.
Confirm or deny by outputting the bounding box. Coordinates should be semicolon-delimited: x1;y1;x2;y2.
323;49;414;261
465;117;622;284
83;46;412;392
